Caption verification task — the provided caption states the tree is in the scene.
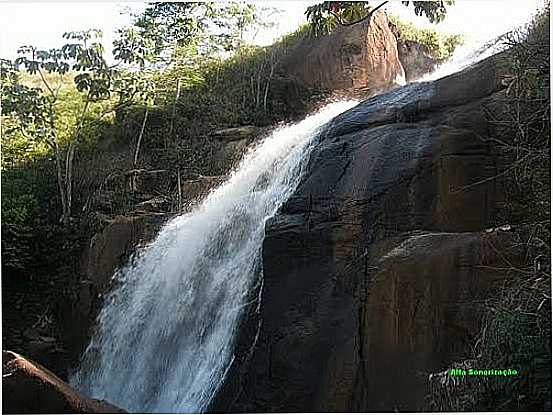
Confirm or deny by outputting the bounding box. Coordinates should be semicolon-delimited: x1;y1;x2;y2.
114;2;276;69
1;2;279;223
3;30;117;223
306;1;454;36
401;1;454;23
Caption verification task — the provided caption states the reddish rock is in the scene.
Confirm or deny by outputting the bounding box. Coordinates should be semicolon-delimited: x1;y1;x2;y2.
281;11;405;95
388;20;440;81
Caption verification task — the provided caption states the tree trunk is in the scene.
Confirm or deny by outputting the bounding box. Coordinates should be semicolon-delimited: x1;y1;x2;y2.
263;54;276;112
46;104;68;224
256;62;265;109
177;168;182;212
132;107;149;191
167;79;182;147
64;141;76;221
53;138;68;223
62;97;90;223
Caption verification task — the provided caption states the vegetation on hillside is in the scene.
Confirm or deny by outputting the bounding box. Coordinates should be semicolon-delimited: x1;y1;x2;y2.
426;4;551;411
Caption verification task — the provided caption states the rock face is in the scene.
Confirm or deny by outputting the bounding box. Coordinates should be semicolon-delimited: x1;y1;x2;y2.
281;12;405;95
180;175;227;208
213;53;517;412
59;124;257;376
396;39;438;82
2;350;125;413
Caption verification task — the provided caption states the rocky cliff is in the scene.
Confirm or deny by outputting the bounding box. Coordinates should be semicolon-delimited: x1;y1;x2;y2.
388;21;440;82
280;11;440;96
213;51;519;412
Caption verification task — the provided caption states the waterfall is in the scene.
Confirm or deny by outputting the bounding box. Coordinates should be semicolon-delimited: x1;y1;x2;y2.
70;100;359;413
420;7;543;82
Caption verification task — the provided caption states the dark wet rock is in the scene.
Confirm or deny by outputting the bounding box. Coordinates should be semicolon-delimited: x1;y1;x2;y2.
213;52;518;412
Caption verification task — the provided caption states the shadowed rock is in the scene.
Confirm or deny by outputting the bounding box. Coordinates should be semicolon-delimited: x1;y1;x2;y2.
60;213;171;369
2;350;126;414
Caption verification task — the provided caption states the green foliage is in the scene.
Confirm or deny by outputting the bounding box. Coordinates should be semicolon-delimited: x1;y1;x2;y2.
149;22;313;137
306;1;376;36
1;167;95;357
1;158;78;278
388;14;463;60
1;193;41;273
1;70;114;166
1;59;52;156
400;0;454;23
16;30;112;101
306;0;454;36
114;2;276;67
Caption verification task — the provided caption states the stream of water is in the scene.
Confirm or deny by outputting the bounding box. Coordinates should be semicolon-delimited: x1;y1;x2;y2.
70;100;359;413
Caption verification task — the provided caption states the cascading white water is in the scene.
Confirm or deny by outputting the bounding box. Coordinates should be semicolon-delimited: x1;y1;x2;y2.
70;100;358;413
420;5;543;82
420;35;506;82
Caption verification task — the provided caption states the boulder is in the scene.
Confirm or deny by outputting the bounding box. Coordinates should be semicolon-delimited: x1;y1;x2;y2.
397;39;438;81
80;214;171;299
212;138;252;173
208;126;264;174
180;175;228;208
213;52;517;412
2;350;125;413
280;11;405;95
124;169;170;195
388;21;439;82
